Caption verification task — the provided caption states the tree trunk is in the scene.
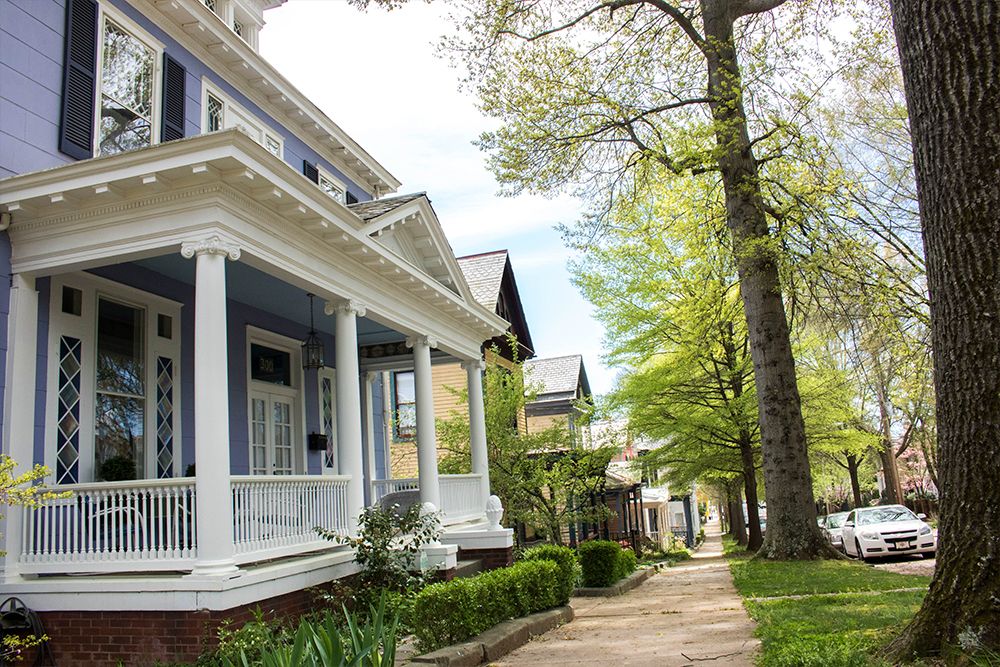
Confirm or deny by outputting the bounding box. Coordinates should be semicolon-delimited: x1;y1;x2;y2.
846;453;863;509
740;438;763;551
729;482;748;546
701;0;836;559
877;394;905;503
887;0;1000;657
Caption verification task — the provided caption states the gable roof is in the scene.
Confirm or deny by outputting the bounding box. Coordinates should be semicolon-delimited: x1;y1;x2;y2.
458;250;535;358
458;251;508;311
524;354;591;400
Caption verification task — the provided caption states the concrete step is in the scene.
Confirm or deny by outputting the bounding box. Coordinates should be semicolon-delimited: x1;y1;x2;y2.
453;559;483;579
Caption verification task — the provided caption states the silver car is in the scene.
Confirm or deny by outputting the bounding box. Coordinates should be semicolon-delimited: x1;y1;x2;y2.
820;511;850;552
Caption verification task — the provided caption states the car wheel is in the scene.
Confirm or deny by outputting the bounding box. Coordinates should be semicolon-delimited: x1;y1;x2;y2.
855;539;866;562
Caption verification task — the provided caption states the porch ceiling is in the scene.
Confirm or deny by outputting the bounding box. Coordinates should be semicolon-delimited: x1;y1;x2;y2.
0;131;509;359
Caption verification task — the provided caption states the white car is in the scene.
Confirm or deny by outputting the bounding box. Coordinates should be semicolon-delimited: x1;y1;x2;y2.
842;505;936;561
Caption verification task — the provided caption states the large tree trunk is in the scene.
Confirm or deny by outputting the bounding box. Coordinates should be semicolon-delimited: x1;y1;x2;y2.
887;0;1000;657
701;0;836;559
846;452;863;509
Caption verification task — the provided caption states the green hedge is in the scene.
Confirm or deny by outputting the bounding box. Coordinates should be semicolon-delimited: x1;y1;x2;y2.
522;544;579;605
578;540;637;588
411;560;559;652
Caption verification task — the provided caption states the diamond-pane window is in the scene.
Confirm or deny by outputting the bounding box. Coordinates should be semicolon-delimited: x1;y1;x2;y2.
156;357;174;478
56;337;82;484
322;376;335;469
207;95;223;133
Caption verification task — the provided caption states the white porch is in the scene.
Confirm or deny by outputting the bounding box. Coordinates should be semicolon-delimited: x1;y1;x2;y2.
0;131;511;606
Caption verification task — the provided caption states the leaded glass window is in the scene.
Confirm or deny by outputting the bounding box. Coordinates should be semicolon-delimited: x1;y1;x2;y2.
392;371;416;440
322;376;336;469
98;19;155;157
207;94;224;133
319;174;346;203
265;134;281;156
156;357;174;478
56;336;83;484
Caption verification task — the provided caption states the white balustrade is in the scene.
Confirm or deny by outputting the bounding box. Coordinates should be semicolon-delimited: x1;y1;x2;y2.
20;478;197;574
370;478;420;504
439;474;484;524
230;475;350;563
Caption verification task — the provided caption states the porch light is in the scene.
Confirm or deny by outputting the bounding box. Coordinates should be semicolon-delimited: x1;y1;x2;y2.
302;293;325;370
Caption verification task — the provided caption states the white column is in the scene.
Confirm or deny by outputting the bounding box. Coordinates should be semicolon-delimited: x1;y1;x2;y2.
1;274;38;582
326;299;366;534
181;236;240;577
407;335;440;509
463;358;491;511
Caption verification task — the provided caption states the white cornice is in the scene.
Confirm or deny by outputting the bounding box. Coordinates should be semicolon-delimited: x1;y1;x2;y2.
139;0;401;195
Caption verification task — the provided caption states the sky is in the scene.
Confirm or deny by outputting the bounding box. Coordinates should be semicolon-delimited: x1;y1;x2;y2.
258;0;617;396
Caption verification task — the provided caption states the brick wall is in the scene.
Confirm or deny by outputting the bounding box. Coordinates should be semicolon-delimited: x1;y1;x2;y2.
26;586;331;666
458;546;513;570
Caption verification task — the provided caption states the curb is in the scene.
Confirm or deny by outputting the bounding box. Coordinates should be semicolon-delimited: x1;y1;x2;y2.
406;606;574;666
572;567;655;597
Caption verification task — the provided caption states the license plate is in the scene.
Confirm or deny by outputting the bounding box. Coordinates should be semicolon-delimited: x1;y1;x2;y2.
895;541;911;549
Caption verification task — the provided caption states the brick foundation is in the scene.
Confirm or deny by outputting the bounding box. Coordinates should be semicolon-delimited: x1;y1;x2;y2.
25;586;337;666
458;546;513;570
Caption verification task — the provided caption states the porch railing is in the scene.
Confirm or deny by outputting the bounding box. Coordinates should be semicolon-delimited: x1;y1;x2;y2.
231;475;350;563
20;478;197;574
370;474;485;525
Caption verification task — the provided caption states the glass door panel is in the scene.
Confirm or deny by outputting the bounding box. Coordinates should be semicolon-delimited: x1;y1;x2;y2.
250;396;268;475
271;398;293;475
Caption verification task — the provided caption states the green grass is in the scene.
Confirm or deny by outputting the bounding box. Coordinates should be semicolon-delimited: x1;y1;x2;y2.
730;558;931;598
745;591;927;667
722;536;932;666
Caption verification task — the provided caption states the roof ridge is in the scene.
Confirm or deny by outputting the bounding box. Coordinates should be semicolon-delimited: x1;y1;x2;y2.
457;249;509;261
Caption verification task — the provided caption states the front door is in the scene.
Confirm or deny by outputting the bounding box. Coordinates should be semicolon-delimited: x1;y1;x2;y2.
249;391;296;475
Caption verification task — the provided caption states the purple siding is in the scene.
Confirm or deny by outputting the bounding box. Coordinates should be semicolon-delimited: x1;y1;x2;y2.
0;0;371;203
0;234;9;445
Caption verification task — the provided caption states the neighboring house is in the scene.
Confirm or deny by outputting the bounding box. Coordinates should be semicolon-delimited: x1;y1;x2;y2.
523;354;593;446
379;249;534;479
0;1;512;662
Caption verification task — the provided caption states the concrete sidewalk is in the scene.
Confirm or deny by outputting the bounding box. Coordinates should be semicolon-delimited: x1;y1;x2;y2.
493;524;759;666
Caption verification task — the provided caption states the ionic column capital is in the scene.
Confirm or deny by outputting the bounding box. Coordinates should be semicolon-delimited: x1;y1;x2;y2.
324;299;367;318
461;358;486;372
406;335;438;350
180;236;241;261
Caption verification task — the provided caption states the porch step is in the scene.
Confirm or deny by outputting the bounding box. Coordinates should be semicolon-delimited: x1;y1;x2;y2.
453;559;483;579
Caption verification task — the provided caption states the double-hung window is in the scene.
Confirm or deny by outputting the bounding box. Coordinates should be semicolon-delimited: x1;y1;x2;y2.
203;83;283;157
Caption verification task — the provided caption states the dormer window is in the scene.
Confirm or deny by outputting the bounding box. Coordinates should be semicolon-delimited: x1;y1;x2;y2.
203;83;283;157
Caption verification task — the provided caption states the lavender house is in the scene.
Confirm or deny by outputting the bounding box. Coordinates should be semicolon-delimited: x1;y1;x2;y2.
0;0;512;661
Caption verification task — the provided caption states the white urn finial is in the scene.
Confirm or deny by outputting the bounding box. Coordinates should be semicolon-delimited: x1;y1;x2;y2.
486;494;504;531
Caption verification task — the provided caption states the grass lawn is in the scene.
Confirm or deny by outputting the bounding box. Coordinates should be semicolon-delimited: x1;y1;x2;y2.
724;538;932;666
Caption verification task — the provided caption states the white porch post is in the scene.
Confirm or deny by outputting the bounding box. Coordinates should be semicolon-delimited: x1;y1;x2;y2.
1;274;38;582
182;236;240;577
463;359;491;511
327;299;366;535
408;335;441;509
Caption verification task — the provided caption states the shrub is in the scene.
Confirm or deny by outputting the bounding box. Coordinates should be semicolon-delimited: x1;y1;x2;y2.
578;540;622;588
614;548;637;581
411;560;559;652
522;544;579;605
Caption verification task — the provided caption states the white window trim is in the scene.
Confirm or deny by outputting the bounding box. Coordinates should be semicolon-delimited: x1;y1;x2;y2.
45;273;183;484
93;2;165;157
317;166;348;204
245;326;306;475
201;79;284;158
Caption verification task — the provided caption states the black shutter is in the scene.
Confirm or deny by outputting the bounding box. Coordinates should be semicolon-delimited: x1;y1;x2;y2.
303;160;319;183
160;54;186;143
345;191;359;205
59;0;98;160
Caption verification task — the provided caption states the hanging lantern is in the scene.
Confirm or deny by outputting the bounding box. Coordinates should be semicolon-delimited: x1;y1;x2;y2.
302;293;325;370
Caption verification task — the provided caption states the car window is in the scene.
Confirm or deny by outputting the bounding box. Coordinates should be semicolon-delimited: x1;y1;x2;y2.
827;513;847;528
846;511;855;524
858;506;917;525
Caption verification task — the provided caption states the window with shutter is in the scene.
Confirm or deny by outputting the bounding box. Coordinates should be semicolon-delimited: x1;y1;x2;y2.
59;0;99;160
345;191;359;205
97;17;157;156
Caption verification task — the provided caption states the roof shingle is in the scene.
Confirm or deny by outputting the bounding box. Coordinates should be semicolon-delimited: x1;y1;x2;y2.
523;355;585;398
457;250;508;311
348;192;425;221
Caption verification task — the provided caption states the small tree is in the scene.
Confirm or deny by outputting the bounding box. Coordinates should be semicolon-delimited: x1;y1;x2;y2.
438;342;614;545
